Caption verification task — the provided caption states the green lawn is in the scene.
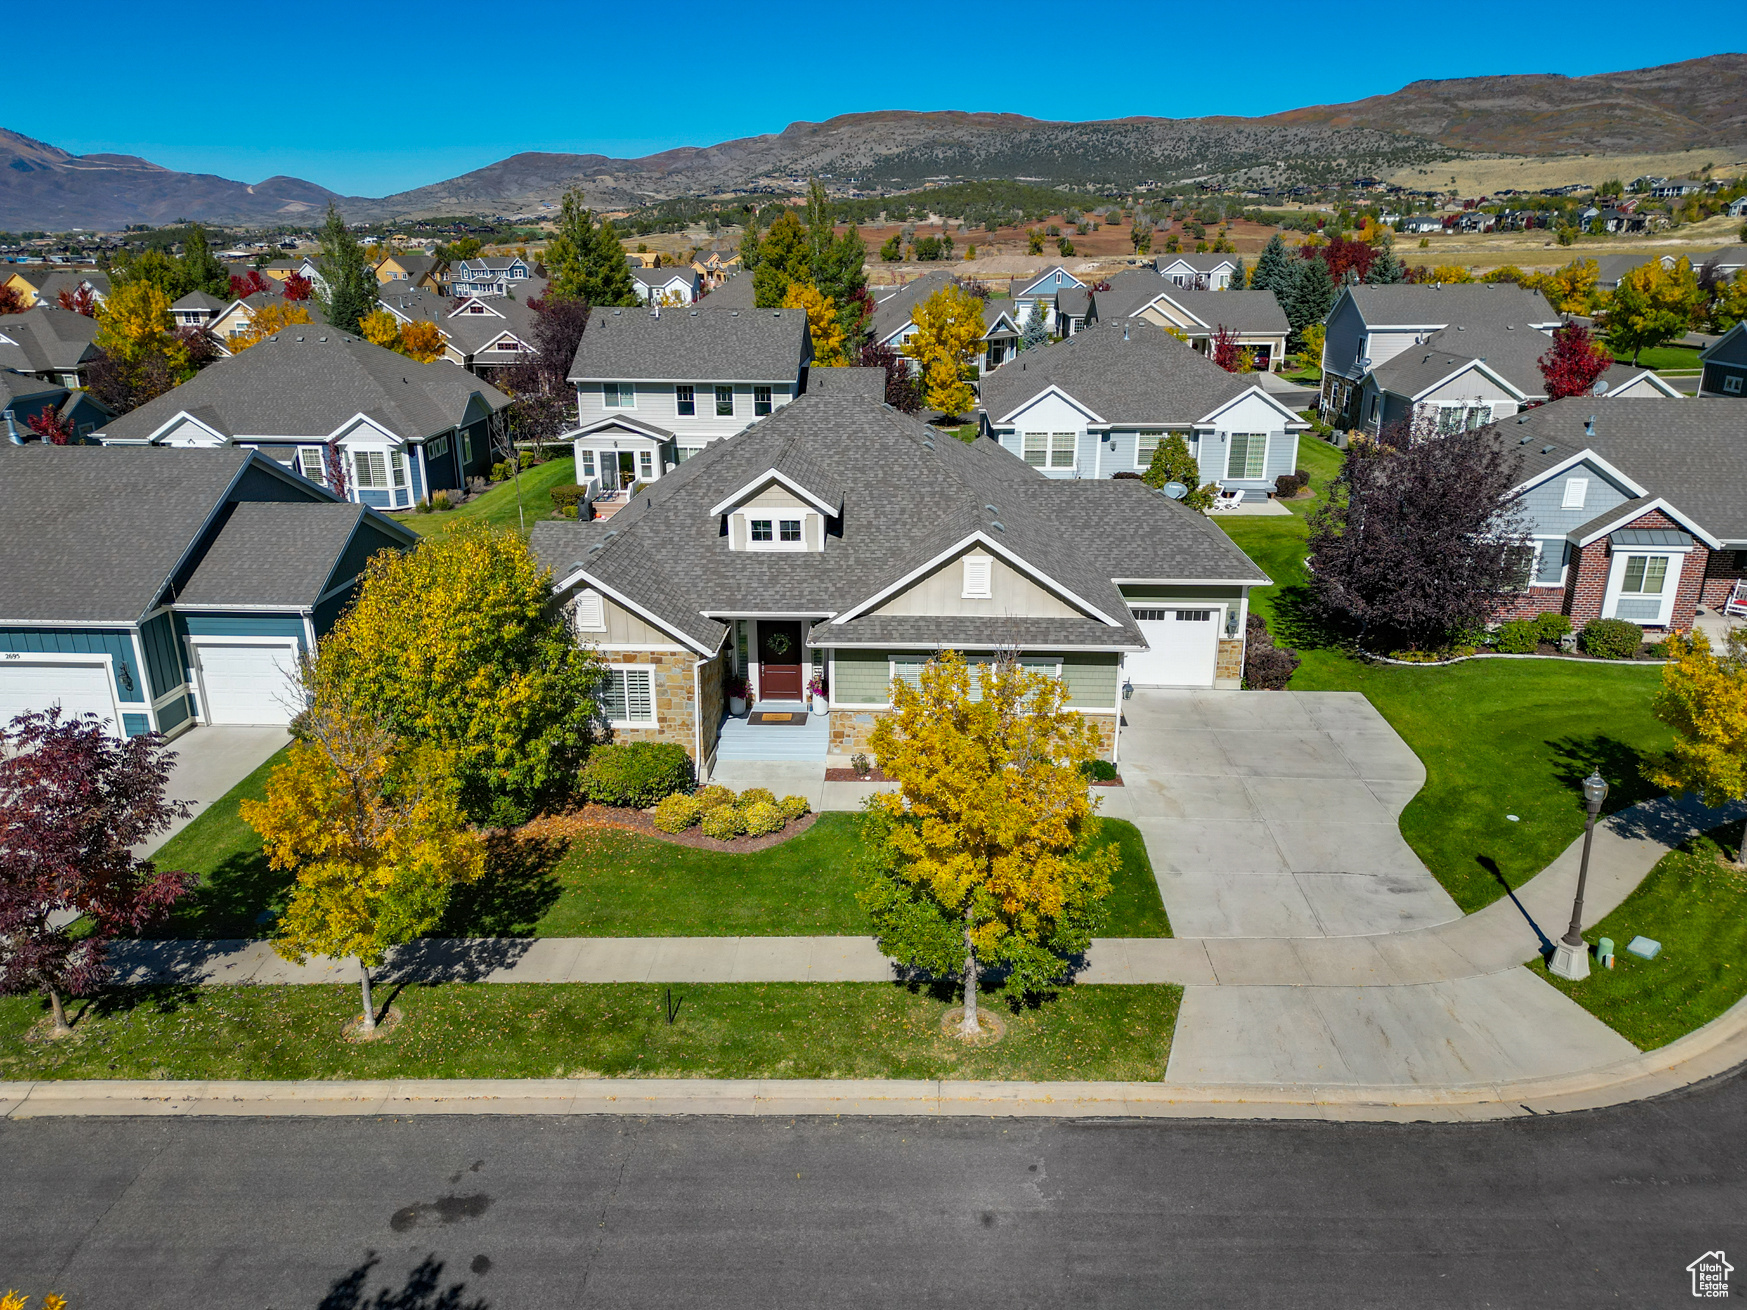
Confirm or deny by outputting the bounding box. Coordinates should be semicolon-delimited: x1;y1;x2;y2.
1610;344;1701;373
1534;825;1747;1050
392;455;577;536
146;767;1171;940
1219;442;1674;913
0;981;1182;1083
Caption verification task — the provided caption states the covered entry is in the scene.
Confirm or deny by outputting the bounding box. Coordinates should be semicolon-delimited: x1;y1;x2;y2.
1125;607;1221;687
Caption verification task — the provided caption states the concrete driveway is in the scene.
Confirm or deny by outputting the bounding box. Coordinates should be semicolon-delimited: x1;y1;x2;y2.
1114;690;1462;938
140;725;290;856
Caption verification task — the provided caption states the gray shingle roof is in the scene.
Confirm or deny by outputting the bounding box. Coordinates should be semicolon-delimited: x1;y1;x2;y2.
0;307;101;374
1056;287;1093;318
805;367;886;399
978;319;1254;426
1343;284;1560;328
12;270;111;303
630;266;699;287
1370;321;1555;399
1148;289;1288;335
172;290;224;311
568;305;809;384
697;271;757;310
98;331;509;444
176;502;367;608
379;286;540;358
1156;253;1237;274
529;391;1265;655
870;270;955;343
1490;398;1747;543
0;372;64;411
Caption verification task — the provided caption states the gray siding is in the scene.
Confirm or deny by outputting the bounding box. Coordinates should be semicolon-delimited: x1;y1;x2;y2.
828;647;1117;710
1263;430;1298;481
832;649;891;703
1321;294;1366;377
1517;462;1633;534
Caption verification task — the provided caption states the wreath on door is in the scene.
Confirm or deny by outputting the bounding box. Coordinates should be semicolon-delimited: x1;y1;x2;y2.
765;632;793;656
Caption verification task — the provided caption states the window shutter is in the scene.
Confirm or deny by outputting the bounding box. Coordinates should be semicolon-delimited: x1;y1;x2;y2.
963;556;993;598
575;590;605;630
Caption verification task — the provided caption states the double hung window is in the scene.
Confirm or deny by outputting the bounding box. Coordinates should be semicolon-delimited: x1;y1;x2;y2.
297;448;325;484
1135;431;1164;467
353;450;388;489
1022;432;1075;469
715;386;734;417
754;385;772;416
1226;433;1267;480
1615;554;1670;622
675;385;695;416
602;382;633;409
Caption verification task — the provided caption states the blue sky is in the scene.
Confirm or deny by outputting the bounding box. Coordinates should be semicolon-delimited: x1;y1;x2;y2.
11;6;1732;197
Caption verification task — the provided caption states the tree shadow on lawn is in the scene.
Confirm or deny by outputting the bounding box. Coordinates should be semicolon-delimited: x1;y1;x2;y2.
76;982;206;1023
1267;579;1352;655
435;832;566;938
143;852;292;940
1548;733;1668;828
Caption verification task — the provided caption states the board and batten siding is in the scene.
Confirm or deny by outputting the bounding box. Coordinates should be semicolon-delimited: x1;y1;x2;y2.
177;613;310;650
139;611;185;699
873;549;1078;618
0;626;146;707
828;647;1118;710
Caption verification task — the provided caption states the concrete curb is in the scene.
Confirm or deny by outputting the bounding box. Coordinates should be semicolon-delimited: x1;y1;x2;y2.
5;990;1742;1125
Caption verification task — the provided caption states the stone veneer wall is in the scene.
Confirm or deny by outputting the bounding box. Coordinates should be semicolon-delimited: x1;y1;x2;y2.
1215;638;1243;682
829;707;1117;762
605;651;698;756
696;654;727;767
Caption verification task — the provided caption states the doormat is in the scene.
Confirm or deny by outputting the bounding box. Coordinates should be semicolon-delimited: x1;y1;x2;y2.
749;710;808;726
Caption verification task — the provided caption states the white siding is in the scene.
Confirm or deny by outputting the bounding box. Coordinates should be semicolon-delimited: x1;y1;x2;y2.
571;380;794;445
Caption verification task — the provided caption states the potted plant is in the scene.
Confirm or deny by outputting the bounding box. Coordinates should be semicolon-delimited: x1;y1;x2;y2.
727;673;749;718
807;672;828;716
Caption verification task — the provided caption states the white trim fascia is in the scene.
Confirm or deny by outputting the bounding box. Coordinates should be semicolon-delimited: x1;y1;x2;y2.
171;602;317;614
1510;449;1649;499
831;530;1120;627
1199;386;1306;426
1405;358;1528;403
568;374;800;386
550;568;714;656
590;642;692;652
709;470;837;517
994;384;1107;427
1571;497;1721;550
446;299;506;320
1149;292;1207;329
818;641;1144;652
144;409;229;445
1603;369;1684;398
1112;576;1269;586
701;611;836;619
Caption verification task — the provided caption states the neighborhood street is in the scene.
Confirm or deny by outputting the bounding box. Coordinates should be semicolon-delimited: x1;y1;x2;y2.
3;1067;1744;1308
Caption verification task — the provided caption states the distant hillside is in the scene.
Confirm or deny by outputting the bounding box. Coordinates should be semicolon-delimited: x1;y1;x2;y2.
0;129;359;230
3;56;1743;230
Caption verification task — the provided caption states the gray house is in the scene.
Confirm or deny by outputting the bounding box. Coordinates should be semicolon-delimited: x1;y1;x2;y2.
94;331;509;511
0;444;415;735
1699;321;1747;398
1086;271;1289;371
530;389;1268;777
0;307;103;387
977;319;1306;493
377;285;542;380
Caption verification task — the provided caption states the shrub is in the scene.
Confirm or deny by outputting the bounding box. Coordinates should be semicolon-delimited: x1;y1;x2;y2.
1646;639;1671;659
414;498;432;514
694;784;737;812
1580;617;1644;660
652;792;704;833
738;787;776;808
779;794;811;821
850;752;872;778
1079;759;1118;782
1275;473;1302;499
1494;619;1540;654
1245;643;1301;689
431;491;452;511
489;460;512;482
549;483;587;516
577;741;695;807
741;800;785;837
1533;612;1573;642
699;804;746;840
1112;470;1144;481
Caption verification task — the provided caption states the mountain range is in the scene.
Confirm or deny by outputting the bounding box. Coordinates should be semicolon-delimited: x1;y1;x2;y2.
4;55;1742;231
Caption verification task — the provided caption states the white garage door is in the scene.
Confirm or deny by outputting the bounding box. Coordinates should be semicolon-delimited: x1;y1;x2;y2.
192;641;300;725
0;658;119;733
1126;607;1221;687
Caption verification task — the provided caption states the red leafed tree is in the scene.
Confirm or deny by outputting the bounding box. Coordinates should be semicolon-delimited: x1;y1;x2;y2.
0;709;192;1035
1308;236;1378;284
56;285;97;316
24;404;74;444
230;269;270;300
282;271;313;301
1538;321;1614;401
324;439;350;497
1211;325;1246;372
0;284;27;315
858;338;922;412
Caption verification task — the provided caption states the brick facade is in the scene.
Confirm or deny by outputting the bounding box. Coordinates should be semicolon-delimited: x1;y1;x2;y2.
1700;547;1747;611
1495;508;1711;636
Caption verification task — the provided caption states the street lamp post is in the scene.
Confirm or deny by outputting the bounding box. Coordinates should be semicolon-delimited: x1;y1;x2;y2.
1550;770;1610;981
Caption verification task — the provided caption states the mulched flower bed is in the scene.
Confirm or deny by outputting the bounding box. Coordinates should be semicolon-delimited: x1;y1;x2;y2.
1089;776;1125;787
825;767;892;783
520;803;819;854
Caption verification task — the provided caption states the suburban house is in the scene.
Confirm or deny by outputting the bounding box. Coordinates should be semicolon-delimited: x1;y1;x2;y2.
449;256;532;298
0;307;103;387
0;443;416;735
698;270;757;309
565;304;811;497
170;290;225;330
976;319;1307;494
1319;284;1562;430
208;290;326;347
1;372;111;443
1012;266;1084;332
528;390;1269;777
2;268;110;308
868;272;1018;374
1489;399;1747;635
1154;253;1240;290
93;331;509;512
694;250;740;287
1086;271;1289;371
979;300;1022;373
1699;322;1747;397
373;253;446;291
377;285;540;379
630;265;702;305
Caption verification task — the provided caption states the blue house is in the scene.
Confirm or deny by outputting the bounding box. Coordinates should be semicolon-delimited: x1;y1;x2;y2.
1012;265;1084;334
0;444;416;735
92;330;509;511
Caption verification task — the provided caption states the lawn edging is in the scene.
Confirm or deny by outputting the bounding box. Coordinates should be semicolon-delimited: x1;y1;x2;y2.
1357;648;1668;668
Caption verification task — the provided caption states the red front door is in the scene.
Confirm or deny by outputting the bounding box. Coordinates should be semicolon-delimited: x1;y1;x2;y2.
758;621;804;700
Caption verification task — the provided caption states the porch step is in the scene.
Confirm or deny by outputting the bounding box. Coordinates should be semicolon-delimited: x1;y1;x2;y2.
715;705;829;762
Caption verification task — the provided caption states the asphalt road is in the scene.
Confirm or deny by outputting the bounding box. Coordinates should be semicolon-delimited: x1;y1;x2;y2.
3;1071;1745;1309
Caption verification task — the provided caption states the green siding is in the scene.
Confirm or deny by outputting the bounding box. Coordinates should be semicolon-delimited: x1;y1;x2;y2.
1119;585;1244;601
139;611;185;699
156;693;191;732
830;647;1118;709
177;613;309;651
121;713;150;736
0;626;145;703
832;649;892;703
330;521;405;593
1060;652;1119;709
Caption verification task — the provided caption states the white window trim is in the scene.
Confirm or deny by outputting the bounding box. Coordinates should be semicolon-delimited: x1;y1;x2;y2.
603;382;635;409
296;446;326;484
675;384;695;416
351;447;390;490
1021;430;1078;471
1527;537;1568;589
962;555;993;599
1225;431;1269;481
1134;430;1166;470
602;664;657;728
736;509;815;552
1601;549;1685;626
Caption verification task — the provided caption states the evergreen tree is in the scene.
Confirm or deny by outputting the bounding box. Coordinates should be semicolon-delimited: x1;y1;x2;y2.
544;189;635;307
1250;233;1291;293
1228;258;1247;291
1021;298;1051;350
752;212;810;307
315;204;377;336
179;224;230;298
1367;236;1407;284
738;219;762;271
1280;256;1335;350
587;218;636;307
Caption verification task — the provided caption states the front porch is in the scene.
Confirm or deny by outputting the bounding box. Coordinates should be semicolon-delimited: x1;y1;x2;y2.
715;700;829;763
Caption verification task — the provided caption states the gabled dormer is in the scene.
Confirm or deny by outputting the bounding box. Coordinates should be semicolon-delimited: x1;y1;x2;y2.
710;459;842;553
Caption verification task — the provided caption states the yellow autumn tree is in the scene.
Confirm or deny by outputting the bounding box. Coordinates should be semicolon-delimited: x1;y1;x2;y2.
1423;265;1474;285
1535;259;1601;315
857;650;1118;1038
227;301;314;352
398;318;446;363
243;686;484;1036
1605;256;1705;365
781;280;847;366
94;281;188;370
359;309;404;350
902;284;985;418
1643;629;1747;863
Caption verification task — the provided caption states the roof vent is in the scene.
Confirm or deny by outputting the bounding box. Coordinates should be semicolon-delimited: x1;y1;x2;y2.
984;504;998;514
731;311;740;317
1584;414;1596;436
1541;445;1555;454
989;520;1006;532
690;309;698;315
612;309;621;315
1520;434;1532;444
294;335;304;342
318;336;327;342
